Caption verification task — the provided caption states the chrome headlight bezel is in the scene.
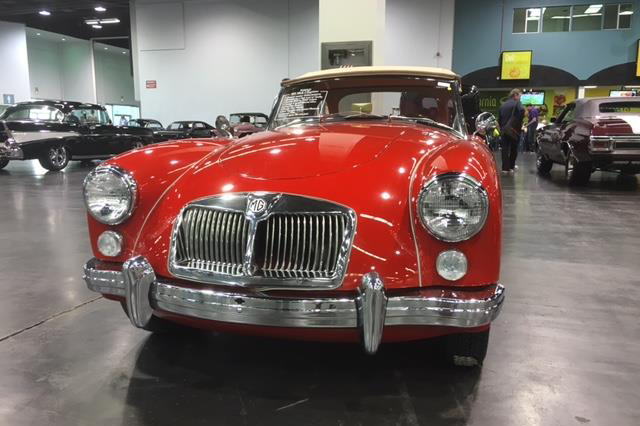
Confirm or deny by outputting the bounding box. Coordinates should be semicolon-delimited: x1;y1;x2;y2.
417;173;489;243
83;165;137;225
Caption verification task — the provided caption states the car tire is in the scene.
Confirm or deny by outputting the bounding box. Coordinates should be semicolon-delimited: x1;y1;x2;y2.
565;152;591;185
119;301;184;333
444;329;490;367
38;145;69;171
535;151;553;174
0;157;9;170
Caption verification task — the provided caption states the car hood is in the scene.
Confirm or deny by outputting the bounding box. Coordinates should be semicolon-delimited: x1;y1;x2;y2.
217;123;405;179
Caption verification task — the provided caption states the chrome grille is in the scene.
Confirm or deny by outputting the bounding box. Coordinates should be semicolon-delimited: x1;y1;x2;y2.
174;207;250;276
168;193;356;289
262;213;347;279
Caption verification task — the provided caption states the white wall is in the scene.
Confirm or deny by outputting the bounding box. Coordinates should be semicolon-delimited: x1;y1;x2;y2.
27;36;63;100
319;0;386;65
0;21;30;103
94;46;136;105
385;0;455;69
132;0;319;125
60;41;94;103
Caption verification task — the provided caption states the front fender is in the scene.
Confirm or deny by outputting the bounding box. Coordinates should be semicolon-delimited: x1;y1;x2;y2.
86;139;232;262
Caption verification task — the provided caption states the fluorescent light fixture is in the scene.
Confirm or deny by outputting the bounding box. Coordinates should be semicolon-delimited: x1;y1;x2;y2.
85;18;120;25
583;86;597;89
92;25;102;29
550;15;571;19
572;13;602;18
527;8;541;18
95;6;107;12
39;10;51;16
584;5;603;14
620;10;634;16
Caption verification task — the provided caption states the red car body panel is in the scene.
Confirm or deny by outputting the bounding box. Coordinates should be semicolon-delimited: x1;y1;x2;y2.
88;121;501;340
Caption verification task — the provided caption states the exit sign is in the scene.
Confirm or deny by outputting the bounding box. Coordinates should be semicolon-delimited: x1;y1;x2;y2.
145;80;157;89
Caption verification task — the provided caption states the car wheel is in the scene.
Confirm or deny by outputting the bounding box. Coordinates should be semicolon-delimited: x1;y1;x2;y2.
565;152;591;185
443;329;489;367
38;145;69;171
0;157;9;170
535;151;553;174
119;301;184;333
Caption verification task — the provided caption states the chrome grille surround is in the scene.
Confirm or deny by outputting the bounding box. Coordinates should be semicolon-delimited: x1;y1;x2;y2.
168;193;356;290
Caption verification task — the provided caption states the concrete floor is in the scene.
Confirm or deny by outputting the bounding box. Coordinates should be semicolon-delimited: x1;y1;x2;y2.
0;154;639;426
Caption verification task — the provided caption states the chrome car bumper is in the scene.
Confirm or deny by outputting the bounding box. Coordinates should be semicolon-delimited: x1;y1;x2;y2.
0;141;24;159
83;256;505;353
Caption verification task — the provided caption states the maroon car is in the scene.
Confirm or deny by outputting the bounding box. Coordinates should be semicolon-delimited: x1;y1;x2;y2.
536;97;640;184
230;112;269;138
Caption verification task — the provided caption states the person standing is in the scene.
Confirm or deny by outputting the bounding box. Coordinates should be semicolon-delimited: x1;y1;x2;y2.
498;89;525;174
526;105;539;152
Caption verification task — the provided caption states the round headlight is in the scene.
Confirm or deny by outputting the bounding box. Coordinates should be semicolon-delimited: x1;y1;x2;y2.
417;174;488;242
97;231;123;257
83;166;137;225
436;250;467;281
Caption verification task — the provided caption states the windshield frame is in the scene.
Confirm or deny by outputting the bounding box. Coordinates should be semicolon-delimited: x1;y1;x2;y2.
268;75;467;137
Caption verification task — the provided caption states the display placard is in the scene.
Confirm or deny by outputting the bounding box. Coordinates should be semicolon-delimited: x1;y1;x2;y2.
501;50;532;80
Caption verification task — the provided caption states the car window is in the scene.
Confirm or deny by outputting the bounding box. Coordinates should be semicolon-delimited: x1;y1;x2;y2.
148;121;162;129
0;104;64;122
70;108;109;125
255;116;268;128
193;122;204;128
558;103;575;124
128;120;140;127
168;122;182;130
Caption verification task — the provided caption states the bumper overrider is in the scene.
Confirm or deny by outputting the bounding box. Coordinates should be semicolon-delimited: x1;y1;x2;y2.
83;256;505;353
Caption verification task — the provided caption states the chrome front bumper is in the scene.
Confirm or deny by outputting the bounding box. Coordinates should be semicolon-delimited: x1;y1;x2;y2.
83;256;505;353
0;141;24;160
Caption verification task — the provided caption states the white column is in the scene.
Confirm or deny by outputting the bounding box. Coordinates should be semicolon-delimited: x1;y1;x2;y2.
0;21;31;102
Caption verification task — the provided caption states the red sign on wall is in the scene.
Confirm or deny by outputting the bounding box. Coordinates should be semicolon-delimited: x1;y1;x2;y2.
145;80;157;89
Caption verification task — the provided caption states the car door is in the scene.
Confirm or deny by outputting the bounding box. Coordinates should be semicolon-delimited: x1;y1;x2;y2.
543;103;576;163
92;107;132;155
65;107;107;158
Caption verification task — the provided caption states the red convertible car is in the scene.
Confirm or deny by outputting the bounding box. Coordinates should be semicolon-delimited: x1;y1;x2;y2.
82;66;504;366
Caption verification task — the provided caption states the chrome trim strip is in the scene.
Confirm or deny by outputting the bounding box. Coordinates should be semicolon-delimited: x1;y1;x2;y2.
84;257;505;351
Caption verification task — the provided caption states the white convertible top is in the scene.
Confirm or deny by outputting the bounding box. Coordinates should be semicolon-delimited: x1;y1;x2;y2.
283;66;460;86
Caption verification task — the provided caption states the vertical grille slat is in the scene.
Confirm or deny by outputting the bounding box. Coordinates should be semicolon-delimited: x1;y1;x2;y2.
174;207;249;276
260;212;348;279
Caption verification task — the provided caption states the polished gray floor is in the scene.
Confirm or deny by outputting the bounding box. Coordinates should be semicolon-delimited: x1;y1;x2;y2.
1;154;639;426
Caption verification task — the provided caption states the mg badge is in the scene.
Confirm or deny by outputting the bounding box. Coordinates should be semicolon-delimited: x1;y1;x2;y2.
247;198;267;214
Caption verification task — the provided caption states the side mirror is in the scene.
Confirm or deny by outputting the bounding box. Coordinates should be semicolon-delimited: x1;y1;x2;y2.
550;117;557;123
474;112;497;136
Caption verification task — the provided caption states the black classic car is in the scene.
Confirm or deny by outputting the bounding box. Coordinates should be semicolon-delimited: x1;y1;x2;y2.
154;120;223;142
0;101;155;171
127;118;164;129
537;97;640;184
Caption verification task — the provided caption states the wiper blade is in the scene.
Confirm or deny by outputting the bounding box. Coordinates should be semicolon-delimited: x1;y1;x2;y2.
388;115;455;132
321;112;387;122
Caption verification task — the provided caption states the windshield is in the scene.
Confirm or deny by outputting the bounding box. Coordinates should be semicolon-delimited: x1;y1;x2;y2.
0;104;64;122
269;76;466;135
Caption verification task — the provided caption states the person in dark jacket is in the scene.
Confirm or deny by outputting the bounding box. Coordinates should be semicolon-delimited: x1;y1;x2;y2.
498;89;525;174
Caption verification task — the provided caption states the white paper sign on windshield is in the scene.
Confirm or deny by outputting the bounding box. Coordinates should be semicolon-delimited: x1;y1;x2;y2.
276;88;328;121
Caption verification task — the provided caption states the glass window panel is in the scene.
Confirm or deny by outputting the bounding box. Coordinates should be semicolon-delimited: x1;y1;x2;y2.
526;8;541;32
603;4;619;29
513;8;526;32
571;4;603;31
542;6;572;32
619;3;633;29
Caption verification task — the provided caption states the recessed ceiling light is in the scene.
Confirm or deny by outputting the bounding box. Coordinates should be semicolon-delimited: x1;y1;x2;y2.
39;10;51;16
36;32;41;36
92;25;102;29
122;51;127;54
95;6;107;12
104;47;108;50
61;38;66;41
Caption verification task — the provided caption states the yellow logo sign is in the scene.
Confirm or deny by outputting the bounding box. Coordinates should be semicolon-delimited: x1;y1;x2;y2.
501;51;532;80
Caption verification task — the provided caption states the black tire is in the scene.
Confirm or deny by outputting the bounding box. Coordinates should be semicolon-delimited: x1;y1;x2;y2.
0;157;9;170
536;151;553;174
444;329;490;367
119;301;183;333
38;144;69;171
565;151;591;185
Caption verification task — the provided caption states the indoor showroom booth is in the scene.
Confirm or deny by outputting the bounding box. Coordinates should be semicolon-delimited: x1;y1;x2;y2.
1;1;640;425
